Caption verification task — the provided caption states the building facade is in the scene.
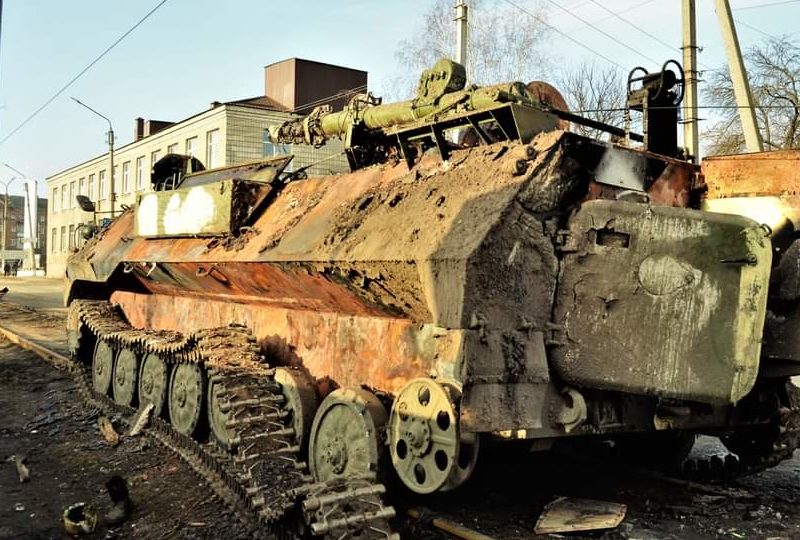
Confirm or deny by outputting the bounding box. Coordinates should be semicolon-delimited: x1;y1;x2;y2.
0;194;48;270
46;59;367;277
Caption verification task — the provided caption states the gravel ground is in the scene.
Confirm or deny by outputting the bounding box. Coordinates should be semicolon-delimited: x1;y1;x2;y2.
0;340;250;540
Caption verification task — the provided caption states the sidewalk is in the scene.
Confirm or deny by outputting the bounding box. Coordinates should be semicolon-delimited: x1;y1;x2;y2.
0;276;64;311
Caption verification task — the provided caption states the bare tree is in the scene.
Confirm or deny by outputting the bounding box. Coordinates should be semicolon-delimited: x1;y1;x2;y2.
557;63;628;140
703;36;800;155
388;0;552;99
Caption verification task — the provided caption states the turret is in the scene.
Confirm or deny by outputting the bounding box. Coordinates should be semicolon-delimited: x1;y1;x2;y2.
268;59;562;169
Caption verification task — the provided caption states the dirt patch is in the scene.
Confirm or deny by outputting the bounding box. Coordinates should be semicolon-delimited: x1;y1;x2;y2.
0;339;249;539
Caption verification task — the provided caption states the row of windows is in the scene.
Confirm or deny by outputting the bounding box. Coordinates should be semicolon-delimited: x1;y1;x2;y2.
51;129;220;213
50;225;75;253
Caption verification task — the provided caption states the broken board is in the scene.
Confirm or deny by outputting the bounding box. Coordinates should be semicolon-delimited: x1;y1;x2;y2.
534;496;626;535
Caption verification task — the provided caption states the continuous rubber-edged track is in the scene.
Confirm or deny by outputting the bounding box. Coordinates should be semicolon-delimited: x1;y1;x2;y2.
0;301;398;540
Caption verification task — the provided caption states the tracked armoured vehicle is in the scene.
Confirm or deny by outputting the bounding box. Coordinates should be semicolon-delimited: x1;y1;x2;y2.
65;59;800;538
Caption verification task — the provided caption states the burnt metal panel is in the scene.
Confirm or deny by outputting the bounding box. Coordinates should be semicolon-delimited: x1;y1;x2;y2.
135;179;272;238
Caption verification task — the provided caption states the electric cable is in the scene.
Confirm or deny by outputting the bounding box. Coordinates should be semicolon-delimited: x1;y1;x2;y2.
500;0;626;69
0;0;171;147
539;0;662;65
734;0;800;11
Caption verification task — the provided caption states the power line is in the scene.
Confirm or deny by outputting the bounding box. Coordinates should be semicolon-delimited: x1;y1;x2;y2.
734;0;800;10
499;0;625;69
0;0;171;147
573;104;798;113
734;18;779;40
291;84;368;113
539;0;662;65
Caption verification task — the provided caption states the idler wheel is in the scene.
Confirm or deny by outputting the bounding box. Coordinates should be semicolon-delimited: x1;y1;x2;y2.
139;354;168;418
168;363;206;437
309;388;388;483
207;372;234;450
112;348;139;407
92;340;114;396
389;378;474;494
275;367;318;450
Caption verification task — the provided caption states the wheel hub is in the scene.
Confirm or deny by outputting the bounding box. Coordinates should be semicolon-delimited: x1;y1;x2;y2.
324;436;348;474
404;416;431;457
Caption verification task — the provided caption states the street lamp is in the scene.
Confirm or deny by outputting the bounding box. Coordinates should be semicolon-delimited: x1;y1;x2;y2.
71;97;116;217
2;163;37;271
0;176;17;271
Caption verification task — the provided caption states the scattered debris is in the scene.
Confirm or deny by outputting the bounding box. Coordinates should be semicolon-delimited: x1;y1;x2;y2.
103;475;134;526
534;496;627;535
13;454;29;483
98;416;120;447
407;507;497;540
128;402;154;437
62;502;97;536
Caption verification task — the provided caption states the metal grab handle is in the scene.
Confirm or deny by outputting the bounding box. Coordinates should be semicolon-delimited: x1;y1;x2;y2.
720;253;758;266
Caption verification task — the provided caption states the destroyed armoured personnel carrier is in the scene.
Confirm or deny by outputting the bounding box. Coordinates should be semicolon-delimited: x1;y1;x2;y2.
65;59;800;538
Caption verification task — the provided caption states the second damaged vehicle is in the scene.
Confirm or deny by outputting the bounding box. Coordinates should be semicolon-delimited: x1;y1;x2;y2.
64;58;800;538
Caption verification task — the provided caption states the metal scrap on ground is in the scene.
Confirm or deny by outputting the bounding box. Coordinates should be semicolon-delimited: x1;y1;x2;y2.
127;402;154;437
97;417;120;447
534;496;627;535
407;508;497;540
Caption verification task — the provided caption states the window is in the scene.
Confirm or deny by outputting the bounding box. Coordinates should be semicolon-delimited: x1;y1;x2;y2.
52;188;58;213
114;165;119;195
206;129;219;168
60;226;66;252
99;170;106;199
185;137;198;157
61;185;67;210
136;156;146;190
51;228;57;252
79;177;85;196
122;162;131;193
263;129;290;157
88;174;95;200
69;181;76;208
167;143;178;154
151;150;161;169
68;225;74;251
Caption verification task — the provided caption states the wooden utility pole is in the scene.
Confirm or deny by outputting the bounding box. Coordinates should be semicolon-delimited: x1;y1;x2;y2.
714;0;763;152
682;0;700;161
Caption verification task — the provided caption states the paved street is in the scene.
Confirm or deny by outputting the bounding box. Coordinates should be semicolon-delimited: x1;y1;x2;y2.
0;276;64;312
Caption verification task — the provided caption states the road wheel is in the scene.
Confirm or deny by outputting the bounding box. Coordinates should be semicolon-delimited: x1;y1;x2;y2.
169;363;206;437
139;353;169;418
112;348;138;407
91;340;114;396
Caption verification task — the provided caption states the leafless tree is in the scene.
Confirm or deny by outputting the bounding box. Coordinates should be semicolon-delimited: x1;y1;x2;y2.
557;63;628;140
387;0;552;99
703;36;800;155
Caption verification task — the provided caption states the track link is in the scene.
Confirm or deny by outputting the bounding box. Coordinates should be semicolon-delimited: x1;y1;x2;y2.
678;381;800;481
63;299;398;539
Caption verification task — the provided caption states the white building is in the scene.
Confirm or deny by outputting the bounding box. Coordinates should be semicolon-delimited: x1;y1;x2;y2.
46;58;367;277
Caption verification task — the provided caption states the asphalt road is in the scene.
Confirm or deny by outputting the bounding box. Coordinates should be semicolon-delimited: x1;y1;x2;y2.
0;277;64;311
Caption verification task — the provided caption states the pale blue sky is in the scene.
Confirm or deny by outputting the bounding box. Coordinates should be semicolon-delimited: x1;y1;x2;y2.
0;0;796;197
